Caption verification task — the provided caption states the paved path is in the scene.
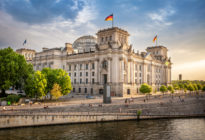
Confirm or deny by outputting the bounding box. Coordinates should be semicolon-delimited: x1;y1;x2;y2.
1;92;205;117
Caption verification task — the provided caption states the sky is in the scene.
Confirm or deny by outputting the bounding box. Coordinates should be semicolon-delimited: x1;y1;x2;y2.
0;0;205;80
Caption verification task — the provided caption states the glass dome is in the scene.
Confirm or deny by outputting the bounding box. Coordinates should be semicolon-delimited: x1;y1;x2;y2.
72;35;97;52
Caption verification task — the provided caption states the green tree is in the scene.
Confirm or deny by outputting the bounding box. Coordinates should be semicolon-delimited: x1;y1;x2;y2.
193;84;198;93
42;68;72;96
173;84;179;91
41;68;58;94
202;85;205;92
187;84;194;93
0;47;33;97
139;84;152;94
179;83;184;90
55;69;72;95
160;85;168;95
24;71;47;99
167;85;174;93
197;84;203;91
50;83;62;99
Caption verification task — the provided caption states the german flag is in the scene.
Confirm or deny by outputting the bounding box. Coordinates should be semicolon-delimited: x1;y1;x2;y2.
105;14;113;21
153;35;157;43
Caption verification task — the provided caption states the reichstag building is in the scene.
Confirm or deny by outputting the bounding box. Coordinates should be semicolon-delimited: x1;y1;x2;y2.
16;27;172;97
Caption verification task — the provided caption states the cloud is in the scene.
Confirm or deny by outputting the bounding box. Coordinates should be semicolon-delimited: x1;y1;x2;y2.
0;0;85;24
147;7;175;27
0;0;98;51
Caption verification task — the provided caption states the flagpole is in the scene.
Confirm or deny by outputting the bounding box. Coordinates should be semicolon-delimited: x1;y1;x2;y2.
156;37;157;46
112;13;114;28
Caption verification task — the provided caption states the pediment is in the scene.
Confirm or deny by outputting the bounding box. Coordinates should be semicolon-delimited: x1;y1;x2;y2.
100;68;107;74
144;52;155;61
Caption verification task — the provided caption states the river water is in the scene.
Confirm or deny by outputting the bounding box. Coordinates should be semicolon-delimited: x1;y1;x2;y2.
0;118;205;140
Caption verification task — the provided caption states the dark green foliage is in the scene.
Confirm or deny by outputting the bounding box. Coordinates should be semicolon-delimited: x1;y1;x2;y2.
139;84;152;94
197;84;203;90
5;94;20;104
41;68;72;95
160;85;168;93
203;85;205;91
0;47;33;97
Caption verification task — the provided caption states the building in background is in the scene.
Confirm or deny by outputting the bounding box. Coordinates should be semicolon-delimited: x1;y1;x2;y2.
16;48;36;62
179;74;182;80
17;27;172;97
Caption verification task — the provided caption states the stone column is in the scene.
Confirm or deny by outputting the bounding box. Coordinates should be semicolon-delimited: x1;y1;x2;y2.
107;57;112;83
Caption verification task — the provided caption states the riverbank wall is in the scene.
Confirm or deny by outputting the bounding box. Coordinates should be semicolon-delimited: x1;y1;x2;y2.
1;113;205;129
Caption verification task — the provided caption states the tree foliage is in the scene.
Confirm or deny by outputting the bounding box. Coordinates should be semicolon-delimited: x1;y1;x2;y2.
42;68;72;95
197;84;203;90
140;84;152;94
187;84;194;92
0;47;33;96
202;85;205;92
24;71;47;99
167;85;174;93
50;83;62;99
160;85;168;93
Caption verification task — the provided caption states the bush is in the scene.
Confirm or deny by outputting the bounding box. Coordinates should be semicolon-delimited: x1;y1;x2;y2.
6;94;20;104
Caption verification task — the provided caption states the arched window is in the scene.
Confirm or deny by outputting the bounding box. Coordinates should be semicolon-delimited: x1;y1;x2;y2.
102;60;107;69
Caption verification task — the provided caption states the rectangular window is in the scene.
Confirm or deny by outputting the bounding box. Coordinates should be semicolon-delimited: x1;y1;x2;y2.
86;64;89;70
74;65;77;70
69;73;71;76
80;72;82;77
135;64;137;71
74;79;76;84
127;89;130;95
92;72;95;76
92;78;95;84
74;72;76;77
92;63;95;69
91;88;93;94
139;73;142;77
140;79;142;84
86;72;88;76
80;64;82;70
80;79;82;84
109;36;112;41
85;88;87;93
135;72;137;77
79;88;81;93
86;78;88;84
139;65;142;71
135;79;137;84
73;88;75;92
101;37;104;42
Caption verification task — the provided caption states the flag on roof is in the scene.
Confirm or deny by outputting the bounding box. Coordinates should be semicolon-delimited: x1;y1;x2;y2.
153;35;157;43
105;14;113;21
23;39;27;45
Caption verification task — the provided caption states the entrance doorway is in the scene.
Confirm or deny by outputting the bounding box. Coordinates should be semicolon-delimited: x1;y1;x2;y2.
103;74;107;84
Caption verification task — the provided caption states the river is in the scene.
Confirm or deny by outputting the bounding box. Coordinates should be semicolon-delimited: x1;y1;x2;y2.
0;118;204;140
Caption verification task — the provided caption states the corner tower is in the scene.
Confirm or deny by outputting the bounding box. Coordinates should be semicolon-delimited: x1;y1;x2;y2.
96;27;130;50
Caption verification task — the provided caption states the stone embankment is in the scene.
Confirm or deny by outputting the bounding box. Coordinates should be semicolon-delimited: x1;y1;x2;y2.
0;93;205;129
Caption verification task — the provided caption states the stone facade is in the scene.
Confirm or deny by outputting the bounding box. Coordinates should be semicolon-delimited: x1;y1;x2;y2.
16;48;36;62
29;27;171;97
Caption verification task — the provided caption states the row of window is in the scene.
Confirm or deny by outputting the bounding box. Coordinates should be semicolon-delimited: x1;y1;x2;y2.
101;36;112;42
135;64;142;71
69;72;95;77
67;63;95;71
73;78;95;84
73;87;93;94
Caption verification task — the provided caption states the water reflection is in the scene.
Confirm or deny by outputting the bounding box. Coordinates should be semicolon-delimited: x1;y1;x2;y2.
0;118;204;140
